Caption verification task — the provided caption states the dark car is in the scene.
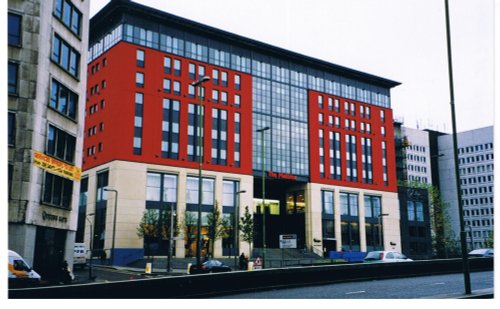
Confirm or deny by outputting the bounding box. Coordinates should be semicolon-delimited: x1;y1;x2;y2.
189;259;232;274
468;248;494;258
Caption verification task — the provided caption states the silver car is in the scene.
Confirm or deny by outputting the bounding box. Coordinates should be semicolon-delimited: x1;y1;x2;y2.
468;248;493;258
364;251;413;263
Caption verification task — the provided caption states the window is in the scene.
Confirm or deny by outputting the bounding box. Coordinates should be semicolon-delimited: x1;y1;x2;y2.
173;81;181;95
136;72;144;87
322;190;334;215
163;78;171;93
234;74;241;90
189;63;196;79
340;192;358;216
51;33;80;78
221;71;228;87
42;172;74;208
47;124;76;163
54;0;82;36
212;69;219;85
8;112;15;146
136;49;145;67
161;98;180;159
211;108;228;165
146;172;178;203
8;12;22;46
134;93;144;155
174;59;181;76
50;79;78;119
186;176;214;205
164;57;171;74
8;62;18;95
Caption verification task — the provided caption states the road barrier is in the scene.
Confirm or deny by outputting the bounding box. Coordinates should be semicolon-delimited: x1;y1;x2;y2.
9;257;493;299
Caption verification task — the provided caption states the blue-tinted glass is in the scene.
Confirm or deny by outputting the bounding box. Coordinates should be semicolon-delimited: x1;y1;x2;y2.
8;63;18;94
54;0;63;18
47;126;56;155
59;86;68;114
63;1;71;26
71;9;81;35
8;13;21;45
52;35;61;61
50;80;59;108
68;92;77;119
61;42;70;69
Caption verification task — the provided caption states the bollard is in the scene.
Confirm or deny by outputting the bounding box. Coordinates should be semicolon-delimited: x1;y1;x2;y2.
145;262;152;274
187;263;192;274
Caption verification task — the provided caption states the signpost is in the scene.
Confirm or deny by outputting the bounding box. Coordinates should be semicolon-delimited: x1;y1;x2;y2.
279;234;297;249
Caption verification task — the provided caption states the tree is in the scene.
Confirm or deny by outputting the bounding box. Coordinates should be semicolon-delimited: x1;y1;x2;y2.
137;208;178;258
206;201;230;258
182;211;197;257
428;186;460;258
239;206;255;255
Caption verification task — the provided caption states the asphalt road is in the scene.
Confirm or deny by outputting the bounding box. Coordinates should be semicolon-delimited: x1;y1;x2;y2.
214;271;494;299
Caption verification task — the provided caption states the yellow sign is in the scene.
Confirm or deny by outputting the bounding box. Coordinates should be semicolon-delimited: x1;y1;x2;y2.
33;151;81;181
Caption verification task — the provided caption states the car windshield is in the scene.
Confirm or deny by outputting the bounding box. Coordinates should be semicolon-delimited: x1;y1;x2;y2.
365;252;382;260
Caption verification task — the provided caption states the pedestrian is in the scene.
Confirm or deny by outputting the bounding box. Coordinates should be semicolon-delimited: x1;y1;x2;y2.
59;260;72;284
239;252;247;270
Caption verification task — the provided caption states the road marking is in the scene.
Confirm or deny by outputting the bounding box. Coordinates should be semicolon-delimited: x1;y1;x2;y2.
346;290;366;295
430;282;445;286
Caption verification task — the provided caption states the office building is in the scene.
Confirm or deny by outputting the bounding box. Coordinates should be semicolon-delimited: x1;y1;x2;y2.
81;0;401;265
8;0;89;279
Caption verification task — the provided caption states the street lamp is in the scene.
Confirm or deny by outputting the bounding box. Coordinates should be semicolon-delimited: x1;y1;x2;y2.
444;0;471;294
257;126;270;268
377;213;389;250
234;189;246;268
191;76;210;267
104;188;118;266
167;203;176;272
86;213;95;280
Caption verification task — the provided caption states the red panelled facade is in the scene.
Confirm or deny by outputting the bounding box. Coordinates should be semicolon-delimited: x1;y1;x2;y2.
308;91;398;192
84;41;253;175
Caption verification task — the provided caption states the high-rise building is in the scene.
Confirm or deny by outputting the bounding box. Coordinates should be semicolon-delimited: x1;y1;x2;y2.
8;0;89;280
438;126;494;250
81;0;401;265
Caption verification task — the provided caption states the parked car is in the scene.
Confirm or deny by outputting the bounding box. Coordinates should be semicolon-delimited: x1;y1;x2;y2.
8;250;41;288
468;248;493;258
363;251;413;263
189;259;232;274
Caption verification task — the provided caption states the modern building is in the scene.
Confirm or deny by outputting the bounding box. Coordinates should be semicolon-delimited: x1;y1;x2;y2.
8;0;89;279
437;126;494;250
393;121;433;259
80;0;402;265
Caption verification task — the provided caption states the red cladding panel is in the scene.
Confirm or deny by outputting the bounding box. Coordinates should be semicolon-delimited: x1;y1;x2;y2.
83;42;253;175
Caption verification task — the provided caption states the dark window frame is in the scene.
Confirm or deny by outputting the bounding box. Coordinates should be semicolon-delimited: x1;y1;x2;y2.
8;62;19;95
8;12;22;46
53;0;82;37
50;78;78;120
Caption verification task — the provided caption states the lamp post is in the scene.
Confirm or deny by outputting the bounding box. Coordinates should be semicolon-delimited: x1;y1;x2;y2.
466;225;473;251
444;0;471;295
167;203;176;272
377;213;389;250
234;189;246;268
86;213;95;280
104;188;118;266
257;126;270;268
192;76;210;267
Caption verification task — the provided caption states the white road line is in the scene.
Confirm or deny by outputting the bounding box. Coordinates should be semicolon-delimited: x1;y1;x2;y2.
430;282;446;285
345;290;366;295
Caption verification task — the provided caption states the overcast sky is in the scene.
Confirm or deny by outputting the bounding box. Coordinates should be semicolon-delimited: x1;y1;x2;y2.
91;0;495;133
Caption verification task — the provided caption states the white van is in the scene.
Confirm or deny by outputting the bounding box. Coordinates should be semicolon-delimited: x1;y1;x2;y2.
73;243;87;269
8;250;41;287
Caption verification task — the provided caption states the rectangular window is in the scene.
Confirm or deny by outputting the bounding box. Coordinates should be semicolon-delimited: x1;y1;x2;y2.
187;103;204;161
50;78;78;119
212;69;219;85
186;176;214;205
136;49;145;67
8;62;18;95
234;74;241;90
234;112;241;167
8;12;22;46
51;33;80;78
211;108;228;165
174;59;181;76
146;172;178;203
322;190;334;215
221;71;228;87
136;72;144;87
42;172;74;208
189;63;196;79
54;0;82;36
8;112;15;146
47;124;76;163
134;93;144;155
164;57;171;74
161;98;180;159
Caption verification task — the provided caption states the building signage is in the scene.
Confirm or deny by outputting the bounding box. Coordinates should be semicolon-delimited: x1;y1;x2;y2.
33;151;81;181
267;171;297;181
42;211;68;223
279;234;297;249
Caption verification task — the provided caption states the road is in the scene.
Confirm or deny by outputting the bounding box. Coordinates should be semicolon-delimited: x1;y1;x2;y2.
214;271;494;299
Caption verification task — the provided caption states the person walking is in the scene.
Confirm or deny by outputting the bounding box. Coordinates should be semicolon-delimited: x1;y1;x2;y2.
239;252;248;270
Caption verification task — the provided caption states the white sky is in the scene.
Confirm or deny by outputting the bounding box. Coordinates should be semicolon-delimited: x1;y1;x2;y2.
90;0;496;133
